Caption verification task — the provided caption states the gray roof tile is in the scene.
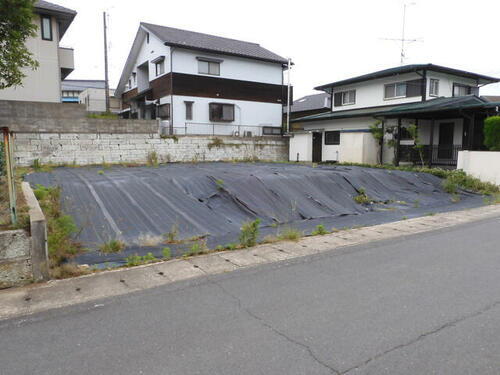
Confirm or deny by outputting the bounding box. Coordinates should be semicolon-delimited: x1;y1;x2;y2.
290;93;330;113
141;22;288;65
35;0;76;15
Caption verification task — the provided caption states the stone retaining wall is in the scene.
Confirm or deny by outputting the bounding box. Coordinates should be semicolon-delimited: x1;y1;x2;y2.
0;230;32;289
13;134;288;166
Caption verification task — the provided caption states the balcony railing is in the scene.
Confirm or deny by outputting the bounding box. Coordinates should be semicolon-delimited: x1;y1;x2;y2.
400;144;463;166
160;122;282;137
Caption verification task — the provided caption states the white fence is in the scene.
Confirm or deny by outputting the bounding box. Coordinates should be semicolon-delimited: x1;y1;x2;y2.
160;121;282;137
457;151;500;186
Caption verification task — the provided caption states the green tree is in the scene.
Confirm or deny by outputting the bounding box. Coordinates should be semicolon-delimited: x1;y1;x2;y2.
483;116;500;151
0;0;39;89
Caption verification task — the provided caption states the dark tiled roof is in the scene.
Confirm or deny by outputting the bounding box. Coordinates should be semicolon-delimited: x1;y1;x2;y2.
35;0;76;15
482;95;500;103
141;22;288;65
292;104;401;123
374;95;494;117
316;64;500;93
289;93;330;113
62;80;106;91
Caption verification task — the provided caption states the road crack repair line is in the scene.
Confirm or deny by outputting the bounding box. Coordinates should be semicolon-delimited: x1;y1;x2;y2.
340;299;500;374
212;281;341;375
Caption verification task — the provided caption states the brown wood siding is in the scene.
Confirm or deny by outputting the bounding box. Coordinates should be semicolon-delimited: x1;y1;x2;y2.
172;73;289;104
122;88;138;103
150;73;172;99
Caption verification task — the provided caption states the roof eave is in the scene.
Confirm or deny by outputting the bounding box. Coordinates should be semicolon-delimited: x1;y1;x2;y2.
164;42;289;65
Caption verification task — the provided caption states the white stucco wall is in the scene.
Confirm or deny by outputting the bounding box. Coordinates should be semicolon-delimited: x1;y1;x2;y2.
171;48;283;84
0;14;62;102
289;133;312;162
457;151;500;186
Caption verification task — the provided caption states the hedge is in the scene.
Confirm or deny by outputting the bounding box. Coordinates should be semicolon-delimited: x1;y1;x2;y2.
484;116;500;151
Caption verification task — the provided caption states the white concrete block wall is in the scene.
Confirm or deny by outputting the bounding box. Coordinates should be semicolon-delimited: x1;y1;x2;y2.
13;134;288;166
457;151;500;186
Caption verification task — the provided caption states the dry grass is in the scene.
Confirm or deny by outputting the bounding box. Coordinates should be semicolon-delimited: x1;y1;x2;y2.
136;233;163;247
50;263;90;279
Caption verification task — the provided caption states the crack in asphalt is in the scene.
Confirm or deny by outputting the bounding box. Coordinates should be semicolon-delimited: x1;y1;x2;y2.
212;280;341;375
340;299;500;374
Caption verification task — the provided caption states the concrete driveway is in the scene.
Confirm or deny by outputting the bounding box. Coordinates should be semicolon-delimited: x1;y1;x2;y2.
1;212;499;374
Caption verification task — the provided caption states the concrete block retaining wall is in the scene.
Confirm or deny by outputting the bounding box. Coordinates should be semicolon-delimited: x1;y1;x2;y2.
13;134;289;166
457;151;500;186
0;230;32;289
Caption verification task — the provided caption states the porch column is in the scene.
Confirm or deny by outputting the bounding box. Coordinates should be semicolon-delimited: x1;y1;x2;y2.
395;118;401;166
380;120;385;164
468;114;475;150
428;119;435;167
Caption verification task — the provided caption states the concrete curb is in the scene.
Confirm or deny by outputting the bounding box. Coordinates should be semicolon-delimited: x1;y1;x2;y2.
1;204;499;321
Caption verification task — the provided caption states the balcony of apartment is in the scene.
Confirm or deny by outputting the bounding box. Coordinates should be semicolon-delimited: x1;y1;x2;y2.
59;47;74;80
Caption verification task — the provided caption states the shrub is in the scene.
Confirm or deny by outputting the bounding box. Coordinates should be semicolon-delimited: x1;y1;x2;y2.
483;116;500;151
99;239;126;253
442;179;458;194
239;218;261;247
311;224;328;236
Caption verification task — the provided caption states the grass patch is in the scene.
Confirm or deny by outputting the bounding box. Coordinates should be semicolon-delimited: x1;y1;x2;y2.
33;184;85;277
99;239;125;254
147;151;159;167
278;227;302;241
87;112;119;120
125;252;158;267
162;247;171;260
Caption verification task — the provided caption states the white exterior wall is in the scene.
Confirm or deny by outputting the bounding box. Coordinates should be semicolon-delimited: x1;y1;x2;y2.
0;14;62;102
330;72;482;112
171;95;281;130
172;48;283;84
457;151;500;186
289;133;313;162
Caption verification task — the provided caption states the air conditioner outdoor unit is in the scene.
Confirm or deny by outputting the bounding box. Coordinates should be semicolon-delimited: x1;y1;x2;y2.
244;131;252;137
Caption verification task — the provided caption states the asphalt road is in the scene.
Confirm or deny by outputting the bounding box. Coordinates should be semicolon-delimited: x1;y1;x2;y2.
1;216;500;375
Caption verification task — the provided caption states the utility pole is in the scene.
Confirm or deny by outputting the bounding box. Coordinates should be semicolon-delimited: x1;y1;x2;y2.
103;12;110;113
286;58;291;133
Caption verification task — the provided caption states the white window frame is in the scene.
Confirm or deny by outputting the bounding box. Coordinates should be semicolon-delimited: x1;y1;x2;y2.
341;90;355;105
155;61;165;77
198;60;220;76
384;82;407;99
429;79;439;97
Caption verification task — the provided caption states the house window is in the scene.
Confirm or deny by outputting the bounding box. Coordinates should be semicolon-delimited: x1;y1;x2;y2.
146;32;149;44
385;82;407;99
198;60;220;76
155;61;164;76
132;72;136;86
158;103;170;120
262;127;282;135
429;79;439;96
128;79;132;89
185;101;193;120
209;103;234;122
453;83;475;97
333;90;356;107
324;131;340;145
399;127;413;140
41;15;52;41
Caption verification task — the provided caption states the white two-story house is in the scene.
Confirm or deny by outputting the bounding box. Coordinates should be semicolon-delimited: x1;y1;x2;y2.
115;23;290;136
0;0;76;103
290;64;500;166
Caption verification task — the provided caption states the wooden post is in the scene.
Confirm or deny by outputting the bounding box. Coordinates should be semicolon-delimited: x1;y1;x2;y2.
428;119;435;167
395;118;401;166
2;127;16;225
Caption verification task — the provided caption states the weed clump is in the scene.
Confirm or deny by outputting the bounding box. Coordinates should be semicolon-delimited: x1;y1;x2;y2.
353;188;371;205
311;224;328;236
99;239;126;253
162;247;171;259
147;151;159;167
125;252;158;267
278;227;302;242
239;218;261;248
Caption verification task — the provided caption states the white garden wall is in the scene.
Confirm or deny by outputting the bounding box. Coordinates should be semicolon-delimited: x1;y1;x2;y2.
457;151;500;186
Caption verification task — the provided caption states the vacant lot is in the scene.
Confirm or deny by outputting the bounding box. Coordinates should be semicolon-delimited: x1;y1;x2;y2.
25;163;484;266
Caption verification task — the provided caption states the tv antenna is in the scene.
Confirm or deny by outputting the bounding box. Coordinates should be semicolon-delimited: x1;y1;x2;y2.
380;2;422;64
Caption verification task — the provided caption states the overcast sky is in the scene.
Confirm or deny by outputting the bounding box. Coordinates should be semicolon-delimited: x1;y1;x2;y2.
57;0;500;98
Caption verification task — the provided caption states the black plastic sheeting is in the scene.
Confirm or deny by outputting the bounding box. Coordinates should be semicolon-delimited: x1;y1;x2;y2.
25;163;483;267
